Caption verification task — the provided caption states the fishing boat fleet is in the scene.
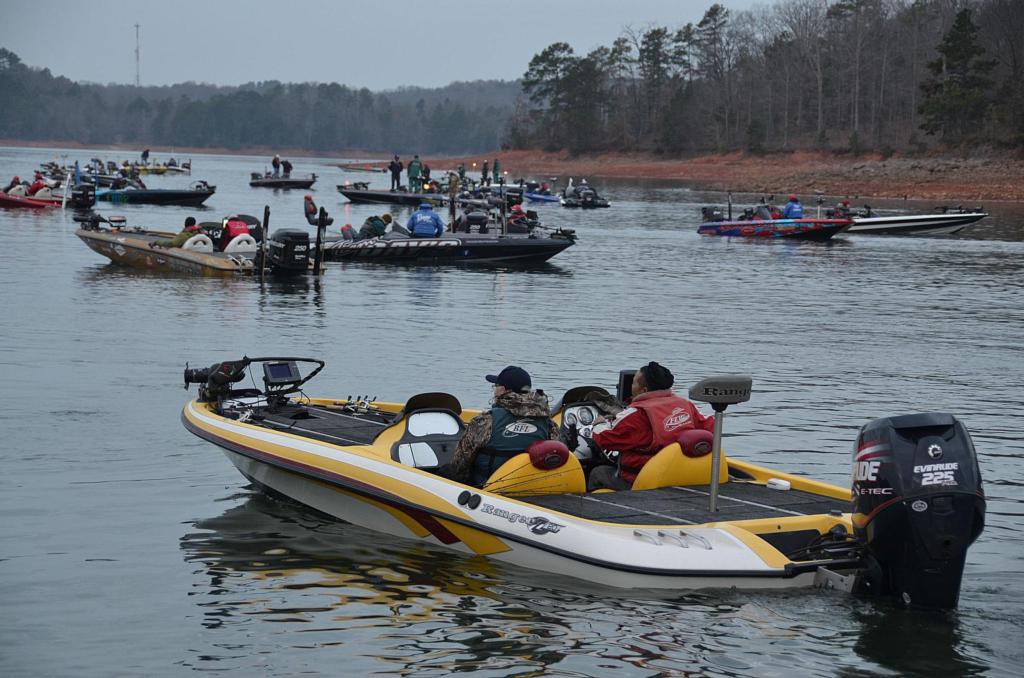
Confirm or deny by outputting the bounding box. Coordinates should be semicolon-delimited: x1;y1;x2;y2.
1;146;996;612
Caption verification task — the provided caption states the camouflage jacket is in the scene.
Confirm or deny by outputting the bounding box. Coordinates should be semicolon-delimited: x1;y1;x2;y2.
449;390;561;484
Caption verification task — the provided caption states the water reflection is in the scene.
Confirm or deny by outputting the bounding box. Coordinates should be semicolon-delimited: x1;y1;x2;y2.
178;491;1004;676
847;606;987;677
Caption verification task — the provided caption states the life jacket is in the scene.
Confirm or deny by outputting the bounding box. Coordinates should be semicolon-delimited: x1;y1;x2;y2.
225;220;250;238
472;407;552;485
27;180;46;195
618;390;708;482
783;201;804;218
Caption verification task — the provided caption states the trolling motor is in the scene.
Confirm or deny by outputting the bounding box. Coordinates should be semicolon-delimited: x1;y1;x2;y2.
688;376;753;511
184;359;251;404
850;413;985;608
184;356;326;410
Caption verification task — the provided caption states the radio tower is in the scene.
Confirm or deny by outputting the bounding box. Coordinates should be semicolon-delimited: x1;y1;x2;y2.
134;23;141;86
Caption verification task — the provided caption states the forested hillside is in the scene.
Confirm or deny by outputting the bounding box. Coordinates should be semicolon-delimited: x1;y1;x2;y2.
510;0;1024;155
0;49;517;154
2;0;1021;158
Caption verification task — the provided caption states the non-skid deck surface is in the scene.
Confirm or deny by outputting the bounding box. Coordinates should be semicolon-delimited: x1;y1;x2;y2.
256;404;394;446
523;482;849;525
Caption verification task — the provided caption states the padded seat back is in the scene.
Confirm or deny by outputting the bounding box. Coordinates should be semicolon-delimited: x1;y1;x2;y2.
483;451;586;496
391;409;464;471
224;233;258;253
182;234;214;252
631;443;729;491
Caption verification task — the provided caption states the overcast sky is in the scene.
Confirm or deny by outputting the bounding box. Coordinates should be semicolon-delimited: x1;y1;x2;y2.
2;0;756;90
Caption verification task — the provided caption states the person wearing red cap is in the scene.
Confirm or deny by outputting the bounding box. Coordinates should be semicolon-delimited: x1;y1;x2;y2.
449;365;562;486
588;362;714;491
507;203;528;229
2;176;21;193
782;194;804;219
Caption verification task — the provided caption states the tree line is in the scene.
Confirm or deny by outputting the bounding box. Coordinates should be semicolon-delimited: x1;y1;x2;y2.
0;48;517;155
2;0;1021;158
509;0;1024;155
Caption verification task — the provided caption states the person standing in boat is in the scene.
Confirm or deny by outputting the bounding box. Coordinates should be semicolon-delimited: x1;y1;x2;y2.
492;158;501;186
272;155;281;177
407;155;424;193
406;203;445;238
588;362;714;491
388;155;403;191
457;162;466;182
481;160;490;186
782;194;804;219
281;159;293;177
141;148;150;165
449;366;561;486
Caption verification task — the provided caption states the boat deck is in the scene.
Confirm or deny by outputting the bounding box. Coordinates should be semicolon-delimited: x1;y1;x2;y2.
522;482;848;525
240;401;850;527
250;403;395;446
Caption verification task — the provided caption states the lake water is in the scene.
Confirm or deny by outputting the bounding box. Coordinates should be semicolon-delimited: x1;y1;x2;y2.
1;146;1022;676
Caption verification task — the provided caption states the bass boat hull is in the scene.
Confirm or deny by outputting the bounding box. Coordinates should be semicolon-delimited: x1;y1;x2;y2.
847;212;987;236
698;218;851;241
323;233;575;264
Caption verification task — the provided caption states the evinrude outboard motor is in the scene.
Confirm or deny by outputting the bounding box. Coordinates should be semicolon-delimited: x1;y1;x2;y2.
852;413;985;608
266;229;310;273
701;206;725;222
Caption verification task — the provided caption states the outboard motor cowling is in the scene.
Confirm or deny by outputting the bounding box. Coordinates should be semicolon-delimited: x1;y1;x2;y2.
701;206;725;222
852;413;985;608
267;229;310;273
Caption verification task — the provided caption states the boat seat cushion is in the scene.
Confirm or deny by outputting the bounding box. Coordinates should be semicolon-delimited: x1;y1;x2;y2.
483;450;586;497
224;233;258;253
631;440;729;491
182;234;214;252
391;408;465;471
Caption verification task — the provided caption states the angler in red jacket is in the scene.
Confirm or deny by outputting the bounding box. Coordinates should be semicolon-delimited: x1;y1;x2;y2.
588;361;714;490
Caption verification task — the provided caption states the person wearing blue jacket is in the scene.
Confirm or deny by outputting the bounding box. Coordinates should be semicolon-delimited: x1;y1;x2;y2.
406;203;445;237
782;194;804;218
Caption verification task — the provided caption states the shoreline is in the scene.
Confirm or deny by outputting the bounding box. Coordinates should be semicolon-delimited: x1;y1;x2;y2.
3;140;1021;202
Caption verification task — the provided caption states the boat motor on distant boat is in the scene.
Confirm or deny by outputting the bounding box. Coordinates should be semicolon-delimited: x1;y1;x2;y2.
182;357;985;609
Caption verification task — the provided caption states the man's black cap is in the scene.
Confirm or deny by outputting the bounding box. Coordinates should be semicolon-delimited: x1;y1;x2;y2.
486;366;531;393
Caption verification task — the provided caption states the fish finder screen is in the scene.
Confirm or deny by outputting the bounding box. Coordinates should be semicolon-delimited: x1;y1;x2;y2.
264;361;301;385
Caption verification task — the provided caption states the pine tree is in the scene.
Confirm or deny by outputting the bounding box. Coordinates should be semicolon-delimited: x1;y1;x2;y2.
918;9;996;142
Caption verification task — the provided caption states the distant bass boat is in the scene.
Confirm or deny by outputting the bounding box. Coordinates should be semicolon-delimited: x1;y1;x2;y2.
0;184;95;210
338;184;447;206
698;217;851;241
250;173;317;189
181;357;985;609
75;211;314;277
96;181;215;206
843;207;988;236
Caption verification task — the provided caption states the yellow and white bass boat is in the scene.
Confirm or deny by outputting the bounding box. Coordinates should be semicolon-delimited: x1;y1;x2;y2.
181;357;985;608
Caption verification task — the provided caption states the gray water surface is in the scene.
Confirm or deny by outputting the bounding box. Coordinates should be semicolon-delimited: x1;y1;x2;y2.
1;146;1022;676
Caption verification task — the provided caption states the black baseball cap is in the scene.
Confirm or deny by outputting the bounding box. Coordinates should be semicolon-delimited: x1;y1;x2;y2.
486;366;531;392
